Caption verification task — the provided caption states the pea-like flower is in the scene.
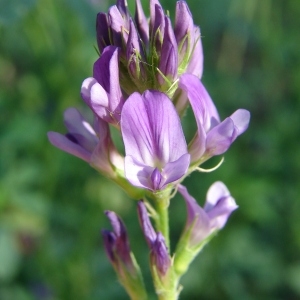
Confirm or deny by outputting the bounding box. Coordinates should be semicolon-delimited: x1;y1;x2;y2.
179;74;250;165
121;90;190;191
47;107;123;177
178;182;238;247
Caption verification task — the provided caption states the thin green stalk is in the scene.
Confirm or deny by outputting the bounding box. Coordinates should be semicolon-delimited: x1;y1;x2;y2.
149;188;172;250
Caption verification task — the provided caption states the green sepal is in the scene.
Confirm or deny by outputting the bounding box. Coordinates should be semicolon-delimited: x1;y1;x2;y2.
174;226;218;276
150;263;181;300
113;251;148;300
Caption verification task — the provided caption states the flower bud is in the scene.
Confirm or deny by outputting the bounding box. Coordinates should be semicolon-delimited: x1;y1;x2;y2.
102;211;147;299
137;201;171;276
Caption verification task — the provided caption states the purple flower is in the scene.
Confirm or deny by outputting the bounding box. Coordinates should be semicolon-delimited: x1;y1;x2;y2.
179;73;250;164
81;46;124;125
95;0;203;97
178;182;238;247
121;90;190;191
47;107;123;176
102;211;134;272
137;201;171;276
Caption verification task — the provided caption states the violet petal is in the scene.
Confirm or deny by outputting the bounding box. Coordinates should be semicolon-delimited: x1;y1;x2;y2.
205;117;235;156
204;181;238;229
121;90;188;165
124;156;155;189
47;132;91;162
158;16;178;84
186;26;203;78
96;13;110;52
178;185;211;245
151;232;171;276
135;0;149;47
137;201;157;247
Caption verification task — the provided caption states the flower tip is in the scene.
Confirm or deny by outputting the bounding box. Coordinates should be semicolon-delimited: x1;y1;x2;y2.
230;109;251;136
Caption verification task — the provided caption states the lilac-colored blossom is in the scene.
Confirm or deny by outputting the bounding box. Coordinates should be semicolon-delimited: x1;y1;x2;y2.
178;182;238;247
121;90;190;191
81;46;124;125
137;201;170;276
47;108;123;176
179;73;250;164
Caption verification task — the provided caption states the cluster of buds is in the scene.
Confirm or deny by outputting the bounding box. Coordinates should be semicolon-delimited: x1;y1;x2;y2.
96;0;203;98
48;0;250;299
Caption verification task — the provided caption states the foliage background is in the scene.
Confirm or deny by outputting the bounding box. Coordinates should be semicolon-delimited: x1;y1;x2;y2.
0;0;299;299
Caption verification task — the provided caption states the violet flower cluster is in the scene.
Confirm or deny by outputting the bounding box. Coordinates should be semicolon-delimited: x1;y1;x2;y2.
48;0;250;299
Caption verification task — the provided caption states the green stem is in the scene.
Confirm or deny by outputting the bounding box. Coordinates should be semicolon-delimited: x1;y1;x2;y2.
150;188;172;250
156;198;170;249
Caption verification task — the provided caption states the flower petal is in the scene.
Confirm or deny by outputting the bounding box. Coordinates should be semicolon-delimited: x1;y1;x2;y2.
205;181;231;209
151;4;165;52
63;108;98;152
151;232;171;276
229;109;250;140
47;132;91;162
124;155;155;189
127;18;145;79
89;117;123;175
205;117;235;156
186;26;203;78
178;185;211;244
179;74;220;131
92;46;124;123
109;5;129;47
188;128;206;164
204;181;238;229
162;153;190;187
96;13;110;53
135;0;149;47
158;16;178;84
150;0;163;35
116;0;129;19
137;201;157;246
174;1;194;65
121;90;188;166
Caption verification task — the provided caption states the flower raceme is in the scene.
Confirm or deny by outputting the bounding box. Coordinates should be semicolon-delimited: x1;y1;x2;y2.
48;0;250;194
47;0;251;298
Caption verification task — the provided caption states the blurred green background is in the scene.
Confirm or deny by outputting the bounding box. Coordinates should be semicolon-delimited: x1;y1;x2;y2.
1;0;300;299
